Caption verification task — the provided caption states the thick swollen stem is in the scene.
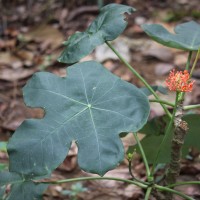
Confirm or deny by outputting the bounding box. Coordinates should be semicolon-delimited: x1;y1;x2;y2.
165;93;188;199
166;99;188;183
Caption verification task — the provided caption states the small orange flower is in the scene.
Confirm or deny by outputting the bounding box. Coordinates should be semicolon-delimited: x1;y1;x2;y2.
165;69;194;92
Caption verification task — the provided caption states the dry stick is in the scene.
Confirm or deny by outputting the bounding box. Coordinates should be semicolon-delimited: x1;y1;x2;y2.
165;93;188;199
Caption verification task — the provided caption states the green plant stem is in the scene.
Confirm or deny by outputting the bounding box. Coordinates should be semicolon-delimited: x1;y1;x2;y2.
39;177;194;200
185;51;193;70
179;49;199;107
179;51;192;101
106;41;172;119
40;176;195;199
184;104;200;110
190;48;200;78
144;187;152;200
149;99;175;107
167;181;200;188
155;185;195;200
150;99;200;111
150;92;179;176
165;91;188;200
40;176;148;188
149;99;200;111
133;133;151;178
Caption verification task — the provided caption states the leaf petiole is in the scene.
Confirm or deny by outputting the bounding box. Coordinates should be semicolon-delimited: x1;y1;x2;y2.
190;48;200;78
39;176;148;188
167;181;200;188
106;41;172;119
149;99;175;107
185;51;193;71
184;104;200;110
154;184;195;200
133;133;151;178
144;187;153;200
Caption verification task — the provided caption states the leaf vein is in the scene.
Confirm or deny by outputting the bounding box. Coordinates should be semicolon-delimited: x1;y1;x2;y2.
27;87;87;106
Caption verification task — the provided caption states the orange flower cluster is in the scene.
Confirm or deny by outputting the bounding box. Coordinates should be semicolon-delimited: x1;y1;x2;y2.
165;69;194;92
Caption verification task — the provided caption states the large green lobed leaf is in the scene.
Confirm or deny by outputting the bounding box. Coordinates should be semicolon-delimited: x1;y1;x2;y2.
58;4;135;63
142;21;200;51
8;61;150;177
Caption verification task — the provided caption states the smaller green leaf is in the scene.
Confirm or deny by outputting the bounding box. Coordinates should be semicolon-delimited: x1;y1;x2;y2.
139;115;168;136
142;21;200;51
183;114;200;153
128;114;200;164
58;4;135;63
138;134;170;164
127;115;171;164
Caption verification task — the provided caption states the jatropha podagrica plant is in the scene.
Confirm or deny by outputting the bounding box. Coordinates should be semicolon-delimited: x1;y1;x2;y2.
1;3;200;200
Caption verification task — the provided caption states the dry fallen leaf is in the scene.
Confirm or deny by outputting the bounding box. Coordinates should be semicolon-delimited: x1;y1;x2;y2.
154;63;174;76
142;42;174;62
0;52;21;67
0;67;35;81
24;24;64;50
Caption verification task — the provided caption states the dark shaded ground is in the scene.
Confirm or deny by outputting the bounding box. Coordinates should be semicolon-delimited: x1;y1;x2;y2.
0;0;200;199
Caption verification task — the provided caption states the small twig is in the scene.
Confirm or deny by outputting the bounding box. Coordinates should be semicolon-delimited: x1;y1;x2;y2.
127;156;149;185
